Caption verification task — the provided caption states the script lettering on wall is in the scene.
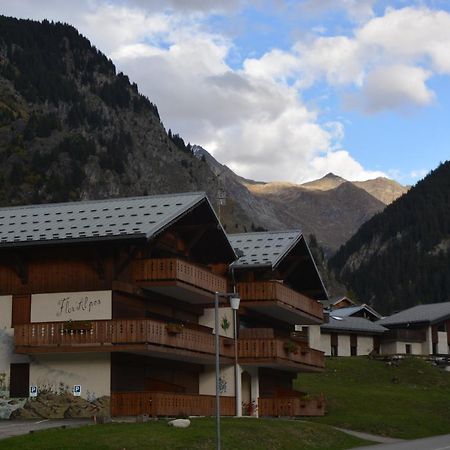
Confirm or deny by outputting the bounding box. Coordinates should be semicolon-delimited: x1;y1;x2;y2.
31;291;112;322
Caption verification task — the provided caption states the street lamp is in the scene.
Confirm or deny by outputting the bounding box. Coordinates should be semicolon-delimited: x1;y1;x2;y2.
214;291;240;450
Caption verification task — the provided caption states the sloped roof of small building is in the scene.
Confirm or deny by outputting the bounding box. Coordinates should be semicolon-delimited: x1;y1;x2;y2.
322;316;388;334
0;192;230;250
378;302;450;327
331;304;382;320
228;230;302;269
320;296;356;309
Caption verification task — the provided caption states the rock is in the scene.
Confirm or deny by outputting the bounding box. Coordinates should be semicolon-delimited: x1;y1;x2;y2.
168;419;191;428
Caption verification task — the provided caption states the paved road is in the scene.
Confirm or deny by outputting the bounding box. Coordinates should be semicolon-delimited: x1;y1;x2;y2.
0;419;91;440
352;434;450;450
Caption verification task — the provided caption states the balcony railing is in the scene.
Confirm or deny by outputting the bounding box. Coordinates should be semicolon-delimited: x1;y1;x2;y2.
132;258;227;295
259;395;325;417
382;328;427;342
238;337;324;370
110;392;236;417
236;281;323;323
14;318;234;359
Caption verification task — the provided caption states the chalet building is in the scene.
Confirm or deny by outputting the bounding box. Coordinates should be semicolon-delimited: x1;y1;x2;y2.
0;194;327;419
228;231;327;417
378;302;450;356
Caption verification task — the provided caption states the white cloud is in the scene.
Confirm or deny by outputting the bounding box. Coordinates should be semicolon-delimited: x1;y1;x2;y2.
310;150;386;181
287;6;450;113
0;0;414;183
347;64;435;113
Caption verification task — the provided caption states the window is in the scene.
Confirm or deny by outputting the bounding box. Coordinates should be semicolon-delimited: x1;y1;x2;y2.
438;322;446;332
405;344;412;355
9;363;29;398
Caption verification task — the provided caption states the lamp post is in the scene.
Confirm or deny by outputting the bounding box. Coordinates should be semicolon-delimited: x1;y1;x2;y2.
215;291;240;450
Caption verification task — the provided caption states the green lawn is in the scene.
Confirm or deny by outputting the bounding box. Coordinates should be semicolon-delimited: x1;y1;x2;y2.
297;356;450;439
0;418;369;450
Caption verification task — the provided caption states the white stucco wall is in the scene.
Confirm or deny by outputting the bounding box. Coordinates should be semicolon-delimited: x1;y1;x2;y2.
199;364;235;397
31;291;112;323
438;331;448;354
380;341;423;355
0;295;29;397
306;325;322;351
199;307;234;338
29;353;111;399
338;334;351;356
357;336;375;355
424;326;433;355
320;334;331;356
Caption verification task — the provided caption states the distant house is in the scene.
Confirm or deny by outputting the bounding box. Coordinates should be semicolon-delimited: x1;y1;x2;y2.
378;302;450;356
320;296;356;311
306;303;385;356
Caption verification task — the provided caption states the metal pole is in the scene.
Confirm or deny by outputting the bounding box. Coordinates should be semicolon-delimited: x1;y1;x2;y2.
233;308;241;417
215;292;221;450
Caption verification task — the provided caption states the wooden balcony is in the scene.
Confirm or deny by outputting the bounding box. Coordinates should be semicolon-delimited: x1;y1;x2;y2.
14;318;234;364
236;281;323;324
259;395;325;417
132;258;227;303
111;392;236;417
382;328;427;342
238;335;324;372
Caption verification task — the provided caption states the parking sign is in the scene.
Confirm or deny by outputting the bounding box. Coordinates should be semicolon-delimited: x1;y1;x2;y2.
30;385;38;397
73;385;81;396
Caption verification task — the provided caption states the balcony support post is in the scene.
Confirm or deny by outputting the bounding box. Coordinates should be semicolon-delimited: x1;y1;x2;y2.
214;291;221;450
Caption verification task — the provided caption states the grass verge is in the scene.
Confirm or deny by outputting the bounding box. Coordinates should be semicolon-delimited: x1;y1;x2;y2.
297;356;450;439
0;418;369;450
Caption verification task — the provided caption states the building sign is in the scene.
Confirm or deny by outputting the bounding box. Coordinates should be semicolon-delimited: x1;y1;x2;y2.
30;386;38;397
31;291;112;323
73;385;81;397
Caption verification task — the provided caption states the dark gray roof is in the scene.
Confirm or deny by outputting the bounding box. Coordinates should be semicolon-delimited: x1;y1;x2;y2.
0;192;211;247
322;316;388;334
228;230;301;268
378;302;450;327
331;305;382;320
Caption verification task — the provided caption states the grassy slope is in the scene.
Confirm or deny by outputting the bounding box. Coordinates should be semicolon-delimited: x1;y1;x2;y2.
0;418;368;450
297;356;450;439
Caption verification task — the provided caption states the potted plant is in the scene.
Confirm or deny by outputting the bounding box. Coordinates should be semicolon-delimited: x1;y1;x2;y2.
283;341;298;355
165;323;184;335
242;400;257;416
63;320;93;333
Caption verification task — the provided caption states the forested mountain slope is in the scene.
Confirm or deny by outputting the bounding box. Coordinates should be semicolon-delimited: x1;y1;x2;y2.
0;16;253;231
330;161;450;314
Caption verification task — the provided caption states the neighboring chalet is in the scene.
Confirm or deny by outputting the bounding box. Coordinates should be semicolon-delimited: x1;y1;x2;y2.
378;302;450;356
318;316;387;356
228;230;327;417
0;195;328;419
308;300;385;357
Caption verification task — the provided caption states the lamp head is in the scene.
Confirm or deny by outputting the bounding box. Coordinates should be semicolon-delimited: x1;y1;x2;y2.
229;293;240;310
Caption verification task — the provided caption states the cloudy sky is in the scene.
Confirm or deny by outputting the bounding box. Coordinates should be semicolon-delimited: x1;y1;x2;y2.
2;0;450;184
